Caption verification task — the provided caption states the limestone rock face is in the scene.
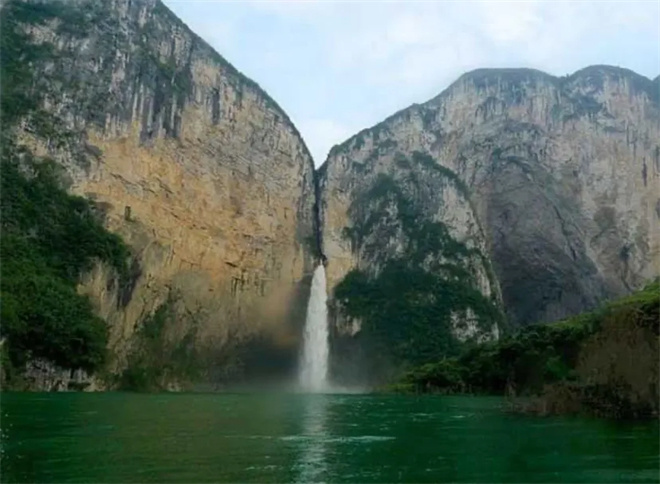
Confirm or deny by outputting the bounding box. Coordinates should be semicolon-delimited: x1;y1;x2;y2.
5;0;659;388
321;66;659;328
5;0;317;384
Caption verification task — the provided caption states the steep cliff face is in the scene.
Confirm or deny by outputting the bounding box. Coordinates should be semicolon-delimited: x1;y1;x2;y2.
321;66;659;342
2;0;317;388
3;0;658;391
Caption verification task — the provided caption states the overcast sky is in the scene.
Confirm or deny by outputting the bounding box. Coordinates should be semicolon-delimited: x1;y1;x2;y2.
163;0;660;165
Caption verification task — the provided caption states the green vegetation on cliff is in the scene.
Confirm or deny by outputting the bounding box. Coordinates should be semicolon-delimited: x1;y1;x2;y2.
391;281;659;419
1;1;53;124
118;296;201;392
335;263;500;366
336;162;502;369
0;0;136;385
0;148;130;380
0;0;90;125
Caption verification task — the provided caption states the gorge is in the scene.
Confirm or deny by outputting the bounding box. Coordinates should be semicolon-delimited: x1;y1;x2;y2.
0;0;658;394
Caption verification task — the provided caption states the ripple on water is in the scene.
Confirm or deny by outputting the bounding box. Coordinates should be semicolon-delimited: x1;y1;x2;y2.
334;435;395;443
245;465;280;471
280;435;395;443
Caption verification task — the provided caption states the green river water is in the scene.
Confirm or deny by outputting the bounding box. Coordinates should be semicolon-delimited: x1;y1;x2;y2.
1;393;658;483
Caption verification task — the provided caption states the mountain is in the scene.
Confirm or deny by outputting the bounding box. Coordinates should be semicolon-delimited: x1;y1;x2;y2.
0;0;318;390
321;65;659;382
1;0;658;390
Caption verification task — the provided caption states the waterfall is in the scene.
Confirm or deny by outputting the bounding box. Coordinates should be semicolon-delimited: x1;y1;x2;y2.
299;264;329;392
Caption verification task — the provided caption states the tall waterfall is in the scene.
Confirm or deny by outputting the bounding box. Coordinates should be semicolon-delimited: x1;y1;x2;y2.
299;264;329;392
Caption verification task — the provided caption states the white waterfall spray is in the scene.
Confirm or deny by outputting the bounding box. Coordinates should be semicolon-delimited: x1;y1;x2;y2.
299;264;329;392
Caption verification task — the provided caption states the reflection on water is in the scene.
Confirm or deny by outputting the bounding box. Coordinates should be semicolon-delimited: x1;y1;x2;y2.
295;394;330;483
1;393;658;483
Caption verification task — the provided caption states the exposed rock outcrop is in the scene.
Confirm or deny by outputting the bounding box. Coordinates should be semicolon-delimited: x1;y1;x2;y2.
3;0;658;390
3;0;318;387
321;65;659;334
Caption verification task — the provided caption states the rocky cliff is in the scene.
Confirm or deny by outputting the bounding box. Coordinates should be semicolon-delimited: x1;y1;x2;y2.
1;0;318;389
321;66;659;361
3;0;658;391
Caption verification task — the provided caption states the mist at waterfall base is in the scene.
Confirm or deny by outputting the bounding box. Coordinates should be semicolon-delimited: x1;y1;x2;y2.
216;263;366;394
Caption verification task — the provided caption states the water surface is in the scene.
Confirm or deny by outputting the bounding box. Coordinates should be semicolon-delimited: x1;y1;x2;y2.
1;393;657;483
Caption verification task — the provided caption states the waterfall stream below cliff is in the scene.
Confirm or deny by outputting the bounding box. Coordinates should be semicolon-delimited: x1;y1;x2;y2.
299;265;329;392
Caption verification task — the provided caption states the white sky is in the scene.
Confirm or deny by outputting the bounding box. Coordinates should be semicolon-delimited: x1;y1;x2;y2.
163;0;660;166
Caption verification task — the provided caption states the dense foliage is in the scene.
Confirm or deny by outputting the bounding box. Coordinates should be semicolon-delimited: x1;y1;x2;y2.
392;280;660;417
0;0;136;383
335;263;500;365
0;151;129;376
336;158;502;369
395;320;591;395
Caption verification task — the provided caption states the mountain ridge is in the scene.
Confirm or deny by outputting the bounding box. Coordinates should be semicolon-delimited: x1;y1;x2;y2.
151;0;317;169
324;64;658;167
